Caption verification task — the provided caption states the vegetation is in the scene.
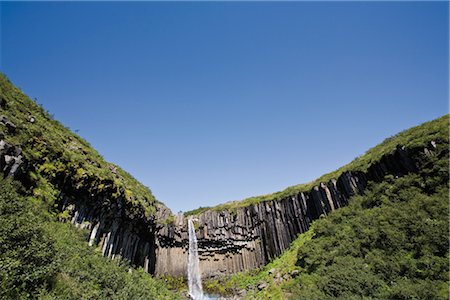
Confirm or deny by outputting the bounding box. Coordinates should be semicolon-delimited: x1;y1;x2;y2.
184;206;211;216
206;137;449;299
0;180;58;298
0;179;179;299
187;114;448;215
0;73;163;219
1;72;448;299
0;74;180;297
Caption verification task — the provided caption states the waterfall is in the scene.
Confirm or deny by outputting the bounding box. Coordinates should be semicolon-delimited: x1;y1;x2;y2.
188;218;204;300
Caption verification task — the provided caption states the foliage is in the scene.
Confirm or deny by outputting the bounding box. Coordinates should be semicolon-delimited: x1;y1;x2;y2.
157;275;187;292
291;174;448;300
0;180;179;299
0;73;165;220
184;206;211;216
0;180;57;299
216;142;449;299
0;74;179;298
39;222;179;300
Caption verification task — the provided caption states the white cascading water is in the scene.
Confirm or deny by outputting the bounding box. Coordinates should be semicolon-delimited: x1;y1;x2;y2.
188;218;204;300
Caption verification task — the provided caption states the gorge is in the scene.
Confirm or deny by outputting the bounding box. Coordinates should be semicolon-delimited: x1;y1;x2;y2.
0;74;448;299
152;140;440;278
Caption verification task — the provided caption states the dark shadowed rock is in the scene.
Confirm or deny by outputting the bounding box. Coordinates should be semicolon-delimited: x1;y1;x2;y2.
0;115;16;133
289;270;300;277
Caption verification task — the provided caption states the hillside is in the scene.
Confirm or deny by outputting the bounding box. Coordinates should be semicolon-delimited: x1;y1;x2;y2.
0;73;166;220
0;75;176;272
154;114;449;279
0;74;179;298
203;118;449;299
186;115;448;215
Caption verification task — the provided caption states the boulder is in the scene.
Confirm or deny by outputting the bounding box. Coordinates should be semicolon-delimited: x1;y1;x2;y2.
257;282;267;290
0;115;16;133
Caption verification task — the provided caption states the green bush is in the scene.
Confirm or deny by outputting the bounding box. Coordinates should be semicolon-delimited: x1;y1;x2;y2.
219;140;449;300
292;173;449;299
0;180;179;299
0;180;58;299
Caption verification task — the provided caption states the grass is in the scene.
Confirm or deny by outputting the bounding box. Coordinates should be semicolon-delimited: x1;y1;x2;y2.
0;179;180;299
205;138;449;299
0;73;169;221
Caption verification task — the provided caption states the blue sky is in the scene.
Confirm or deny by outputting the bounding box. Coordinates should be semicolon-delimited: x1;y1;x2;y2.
1;2;448;213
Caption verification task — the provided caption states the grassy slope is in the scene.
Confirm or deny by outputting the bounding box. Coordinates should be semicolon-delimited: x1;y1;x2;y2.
204;116;449;299
186;114;448;215
0;73;170;220
0;74;181;298
0;179;180;299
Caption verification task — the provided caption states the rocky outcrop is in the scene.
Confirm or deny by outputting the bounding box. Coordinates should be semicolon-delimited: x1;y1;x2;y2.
154;144;432;278
60;192;165;274
0;115;17;134
0;139;23;178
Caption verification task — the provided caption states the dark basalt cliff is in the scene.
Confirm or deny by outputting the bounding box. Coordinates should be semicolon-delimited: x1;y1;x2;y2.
59;192;171;274
154;142;438;277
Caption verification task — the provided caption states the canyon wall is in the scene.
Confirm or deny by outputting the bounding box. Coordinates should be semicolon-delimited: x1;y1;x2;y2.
2;127;439;279
59;192;171;275
154;143;436;278
2;75;446;280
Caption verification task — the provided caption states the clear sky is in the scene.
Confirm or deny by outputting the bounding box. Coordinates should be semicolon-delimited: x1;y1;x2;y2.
1;2;448;213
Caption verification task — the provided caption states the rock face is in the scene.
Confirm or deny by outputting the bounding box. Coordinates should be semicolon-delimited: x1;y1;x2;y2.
0;115;17;133
0;139;23;178
61;192;167;274
55;176;178;275
154;144;430;277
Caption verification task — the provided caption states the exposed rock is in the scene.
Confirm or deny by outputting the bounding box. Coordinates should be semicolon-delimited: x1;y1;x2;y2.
154;144;434;277
0;139;23;177
109;164;118;174
0;115;16;133
257;282;267;290
290;270;300;277
0;97;6;108
64;194;161;274
28;115;36;123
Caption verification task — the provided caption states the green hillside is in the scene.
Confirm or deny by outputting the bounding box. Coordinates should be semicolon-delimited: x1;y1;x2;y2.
204;118;449;299
0;75;179;298
186;114;449;215
0;73;163;219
